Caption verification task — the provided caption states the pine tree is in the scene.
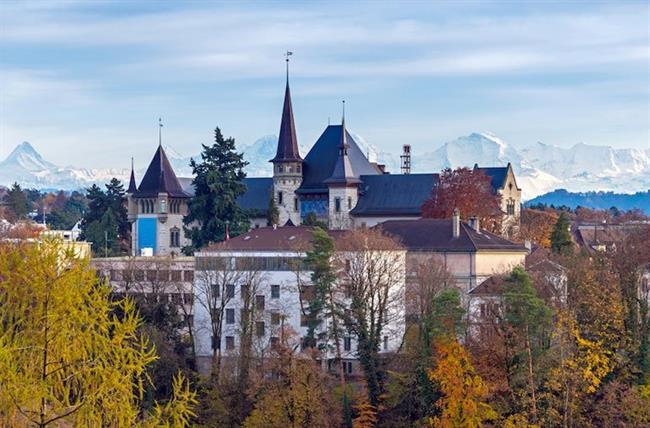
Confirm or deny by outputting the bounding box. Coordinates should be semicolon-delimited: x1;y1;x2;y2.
184;127;249;251
550;212;573;255
4;182;30;220
502;267;553;423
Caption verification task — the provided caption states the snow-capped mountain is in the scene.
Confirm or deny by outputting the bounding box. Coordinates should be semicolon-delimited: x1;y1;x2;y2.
0;142;129;190
2;133;648;201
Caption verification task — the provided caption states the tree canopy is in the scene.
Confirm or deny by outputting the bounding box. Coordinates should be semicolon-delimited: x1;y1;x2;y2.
184;127;249;252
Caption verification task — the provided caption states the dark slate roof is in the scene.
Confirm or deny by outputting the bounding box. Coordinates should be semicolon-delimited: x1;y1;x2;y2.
324;118;361;186
127;167;137;193
270;82;302;162
474;164;517;191
134;145;190;198
178;177;195;196
377;218;528;252
351;173;438;216
297;125;380;194
237;177;273;215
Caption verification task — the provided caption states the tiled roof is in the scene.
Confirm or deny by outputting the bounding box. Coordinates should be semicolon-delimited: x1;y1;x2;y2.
134;145;190;198
270;82;302;163
203;225;346;252
297;125;380;194
377;218;528;252
351;173;438;216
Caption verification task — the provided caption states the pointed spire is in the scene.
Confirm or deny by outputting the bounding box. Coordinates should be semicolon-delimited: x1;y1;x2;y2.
324;101;360;186
134;140;189;198
127;157;137;193
271;52;302;163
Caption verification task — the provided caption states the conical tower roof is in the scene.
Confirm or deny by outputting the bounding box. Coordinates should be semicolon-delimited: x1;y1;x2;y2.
270;79;302;163
127;158;137;193
133;145;189;198
324;106;361;186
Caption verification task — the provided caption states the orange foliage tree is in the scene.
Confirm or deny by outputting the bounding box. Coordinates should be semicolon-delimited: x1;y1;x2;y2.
421;168;502;233
428;336;497;427
518;208;558;248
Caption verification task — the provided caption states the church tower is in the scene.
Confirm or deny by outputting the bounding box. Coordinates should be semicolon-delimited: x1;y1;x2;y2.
270;55;303;226
324;102;361;230
128;120;191;256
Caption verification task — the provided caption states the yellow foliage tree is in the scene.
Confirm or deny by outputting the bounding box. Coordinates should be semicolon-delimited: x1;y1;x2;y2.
243;345;338;428
0;239;196;427
428;337;497;428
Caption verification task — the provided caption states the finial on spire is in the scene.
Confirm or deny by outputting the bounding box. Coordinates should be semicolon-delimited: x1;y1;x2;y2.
284;50;293;83
131;156;134;170
158;117;163;147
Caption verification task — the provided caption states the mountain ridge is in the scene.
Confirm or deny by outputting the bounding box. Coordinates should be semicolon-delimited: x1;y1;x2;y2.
1;133;648;202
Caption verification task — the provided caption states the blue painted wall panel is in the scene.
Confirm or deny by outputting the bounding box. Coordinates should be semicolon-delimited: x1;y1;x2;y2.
137;218;157;253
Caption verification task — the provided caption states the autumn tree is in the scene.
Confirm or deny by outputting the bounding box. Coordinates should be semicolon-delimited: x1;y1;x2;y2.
0;239;195;427
428;336;497;427
243;342;340;428
518;208;558;248
421;167;502;233
336;228;406;408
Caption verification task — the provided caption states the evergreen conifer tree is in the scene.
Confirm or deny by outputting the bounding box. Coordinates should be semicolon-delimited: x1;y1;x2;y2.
550;212;573;255
4;182;30;220
184;127;249;251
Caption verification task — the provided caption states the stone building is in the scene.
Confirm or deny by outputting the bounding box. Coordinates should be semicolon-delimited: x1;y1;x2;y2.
127;143;192;256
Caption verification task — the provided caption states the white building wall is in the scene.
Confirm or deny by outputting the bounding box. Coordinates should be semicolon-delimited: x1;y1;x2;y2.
328;186;358;230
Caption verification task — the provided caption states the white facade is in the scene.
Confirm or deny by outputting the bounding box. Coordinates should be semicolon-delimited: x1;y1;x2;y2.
192;247;406;376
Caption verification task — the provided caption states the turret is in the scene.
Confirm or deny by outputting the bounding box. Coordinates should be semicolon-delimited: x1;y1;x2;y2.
270;53;303;226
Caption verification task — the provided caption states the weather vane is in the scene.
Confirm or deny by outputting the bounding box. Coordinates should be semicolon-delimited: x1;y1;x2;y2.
158;117;163;146
285;50;293;80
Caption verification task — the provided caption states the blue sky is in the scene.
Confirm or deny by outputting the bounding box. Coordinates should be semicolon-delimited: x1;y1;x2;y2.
1;0;648;168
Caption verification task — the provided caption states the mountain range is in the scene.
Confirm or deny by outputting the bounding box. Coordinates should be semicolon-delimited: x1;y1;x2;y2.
1;133;648;202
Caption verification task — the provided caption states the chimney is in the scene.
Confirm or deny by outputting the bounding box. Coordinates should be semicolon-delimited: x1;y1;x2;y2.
468;216;480;233
452;208;460;239
400;144;411;174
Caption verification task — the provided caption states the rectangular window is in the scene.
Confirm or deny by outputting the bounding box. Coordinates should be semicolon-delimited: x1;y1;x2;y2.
383;335;388;351
271;284;280;299
294;197;298;212
256;295;265;311
300;313;308;327
270;336;279;348
158;270;169;282
183;293;193;305
335;197;341;212
241;284;250;301
146;270;157;281
225;336;234;350
348;197;352;209
344;336;351;351
256;321;265;337
226;284;235;298
226;308;235;324
271;312;281;325
278;191;283;205
211;283;220;297
183;270;194;282
344;361;353;374
170;270;181;281
211;335;220;350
